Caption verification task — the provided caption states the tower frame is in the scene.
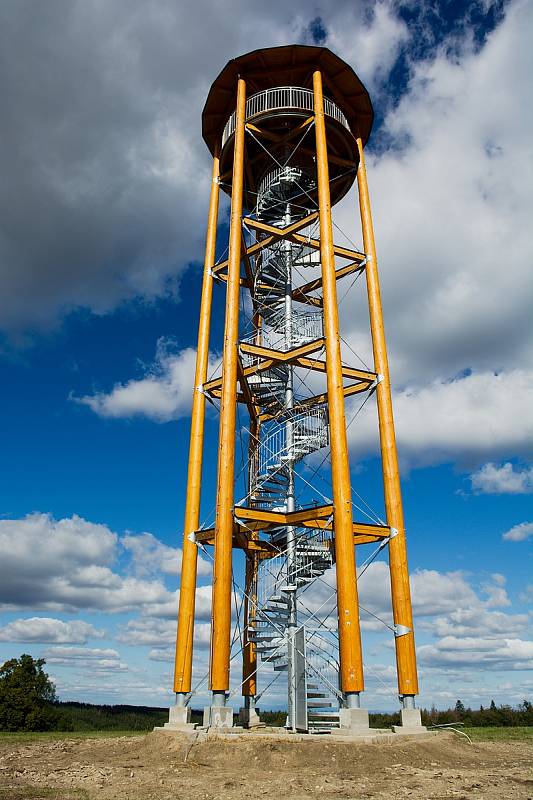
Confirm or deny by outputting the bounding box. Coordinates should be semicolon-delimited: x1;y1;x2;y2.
170;45;421;732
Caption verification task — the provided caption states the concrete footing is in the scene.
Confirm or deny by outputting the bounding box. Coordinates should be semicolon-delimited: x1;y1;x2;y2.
161;704;196;731
392;707;427;734
338;707;370;734
239;706;264;728
203;705;233;728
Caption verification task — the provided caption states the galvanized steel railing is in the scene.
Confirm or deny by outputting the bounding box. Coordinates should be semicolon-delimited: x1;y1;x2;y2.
222;86;349;147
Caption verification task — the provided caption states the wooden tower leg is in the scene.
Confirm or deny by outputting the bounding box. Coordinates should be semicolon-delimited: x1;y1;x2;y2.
313;70;365;708
208;78;247;723
355;137;419;703
172;145;220;716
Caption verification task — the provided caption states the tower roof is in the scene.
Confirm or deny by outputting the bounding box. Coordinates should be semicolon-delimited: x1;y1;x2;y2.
202;44;373;155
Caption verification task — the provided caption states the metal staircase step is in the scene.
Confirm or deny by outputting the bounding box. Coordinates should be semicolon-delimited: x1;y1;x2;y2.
268;595;290;605
308;710;340;717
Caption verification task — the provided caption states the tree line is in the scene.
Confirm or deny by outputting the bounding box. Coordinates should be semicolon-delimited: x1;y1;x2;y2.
1;655;532;732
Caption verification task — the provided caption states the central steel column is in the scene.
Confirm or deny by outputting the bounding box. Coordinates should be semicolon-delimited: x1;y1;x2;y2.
209;77;247;705
283;203;298;731
313;70;364;697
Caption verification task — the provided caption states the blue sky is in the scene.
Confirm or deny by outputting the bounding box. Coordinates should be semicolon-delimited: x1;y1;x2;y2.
0;0;531;711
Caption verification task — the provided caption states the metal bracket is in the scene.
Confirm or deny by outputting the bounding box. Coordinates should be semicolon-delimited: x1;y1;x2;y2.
187;532;197;544
394;624;411;638
389;527;399;538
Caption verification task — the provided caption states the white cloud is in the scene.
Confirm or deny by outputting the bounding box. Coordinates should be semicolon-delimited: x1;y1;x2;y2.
122;531;211;578
146;625;212;663
0;617;104;644
343;0;533;382
0;0;412;335
418;636;533;670
117;618;176;647
346;369;533;468
42;646;128;672
324;1;409;91
75;339;219;422
470;462;533;494
325;1;533;471
422;608;529;639
64;2;533;475
502;521;533;542
43;646;119;660
0;513;176;614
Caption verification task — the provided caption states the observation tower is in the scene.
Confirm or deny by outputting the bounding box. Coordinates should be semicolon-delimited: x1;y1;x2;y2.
169;45;424;734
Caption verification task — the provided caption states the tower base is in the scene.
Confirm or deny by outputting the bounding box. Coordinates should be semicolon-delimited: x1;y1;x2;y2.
163;704;195;731
203;705;234;728
239;706;264;728
392;707;427;734
338;707;370;733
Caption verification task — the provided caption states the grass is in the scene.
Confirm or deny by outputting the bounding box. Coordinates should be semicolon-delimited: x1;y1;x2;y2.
1;725;532;745
462;726;533;741
0;729;146;744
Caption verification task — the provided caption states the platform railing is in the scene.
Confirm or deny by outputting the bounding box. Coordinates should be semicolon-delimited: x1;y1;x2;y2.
222;86;350;147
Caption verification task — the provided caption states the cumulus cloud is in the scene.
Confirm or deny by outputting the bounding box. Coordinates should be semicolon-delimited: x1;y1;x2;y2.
502;521;533;542
62;1;533;475
0;513;175;614
323;1;409;92
148;625;211;661
337;0;533;384
122;530;211;578
0;617;104;644
345;369;533;468
75;339;219;422
418;636;533;670
470;462;533;494
0;0;411;336
421;608;529;639
42;646;127;671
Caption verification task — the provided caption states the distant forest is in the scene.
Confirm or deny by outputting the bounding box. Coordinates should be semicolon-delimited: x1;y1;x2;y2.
44;698;533;732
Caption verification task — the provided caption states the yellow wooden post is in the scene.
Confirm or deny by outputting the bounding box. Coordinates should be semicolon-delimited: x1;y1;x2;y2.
173;145;220;695
210;77;247;696
355;136;419;698
313;70;364;696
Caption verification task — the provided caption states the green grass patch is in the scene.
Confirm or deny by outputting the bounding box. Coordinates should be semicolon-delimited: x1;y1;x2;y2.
463;726;533;741
0;729;146;744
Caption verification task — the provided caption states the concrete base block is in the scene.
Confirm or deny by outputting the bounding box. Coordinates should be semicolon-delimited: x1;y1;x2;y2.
203;705;233;728
239;706;264;728
392;707;427;734
160;704;196;731
168;705;191;726
338;707;370;732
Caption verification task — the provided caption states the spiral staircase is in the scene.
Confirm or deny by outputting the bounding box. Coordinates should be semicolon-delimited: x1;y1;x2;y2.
240;165;343;732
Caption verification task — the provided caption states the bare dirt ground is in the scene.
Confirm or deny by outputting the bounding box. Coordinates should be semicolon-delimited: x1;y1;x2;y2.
0;730;531;800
